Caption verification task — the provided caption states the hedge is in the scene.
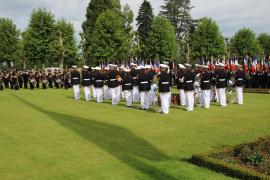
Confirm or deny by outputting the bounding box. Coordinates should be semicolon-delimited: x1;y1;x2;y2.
190;152;270;180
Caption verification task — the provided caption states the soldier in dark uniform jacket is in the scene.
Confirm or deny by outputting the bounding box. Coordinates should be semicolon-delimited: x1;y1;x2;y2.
47;71;53;88
71;66;81;100
0;72;4;90
201;66;212;108
130;63;140;102
94;67;105;103
35;72;40;88
184;64;196;111
122;69;133;107
22;70;29;89
215;64;228;107
176;64;186;106
138;66;152;110
82;66;92;101
107;66;120;105
3;72;10;88
18;71;23;88
158;64;172;114
235;64;245;104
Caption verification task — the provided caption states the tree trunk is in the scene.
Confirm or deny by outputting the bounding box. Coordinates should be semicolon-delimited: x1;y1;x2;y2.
59;52;64;72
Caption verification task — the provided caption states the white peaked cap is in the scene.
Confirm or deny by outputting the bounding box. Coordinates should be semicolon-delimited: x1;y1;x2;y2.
130;63;137;66
202;65;209;69
95;67;101;70
160;64;168;68
144;65;151;69
163;61;169;65
184;63;192;67
219;63;225;67
83;65;89;69
178;64;185;69
124;68;131;72
72;65;77;68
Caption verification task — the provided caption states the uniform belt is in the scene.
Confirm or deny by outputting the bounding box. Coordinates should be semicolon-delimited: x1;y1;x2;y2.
110;79;116;81
238;78;243;81
96;80;103;82
83;79;90;81
125;83;132;86
162;82;169;85
141;81;148;84
203;80;210;83
133;77;137;79
219;79;225;82
186;80;193;83
72;77;79;80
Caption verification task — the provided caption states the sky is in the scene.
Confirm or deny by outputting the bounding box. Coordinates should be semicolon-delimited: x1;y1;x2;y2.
0;0;269;41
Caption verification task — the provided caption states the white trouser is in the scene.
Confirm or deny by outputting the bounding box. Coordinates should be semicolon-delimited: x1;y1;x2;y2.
120;86;125;99
160;92;171;114
124;90;133;107
217;88;227;107
84;86;91;101
73;85;80;100
91;85;96;98
215;87;219;103
179;89;186;106
110;88;119;105
236;87;243;105
185;91;194;111
116;86;121;102
96;87;103;103
149;84;157;105
133;86;140;103
103;85;110;100
210;87;215;101
140;91;150;110
202;90;211;109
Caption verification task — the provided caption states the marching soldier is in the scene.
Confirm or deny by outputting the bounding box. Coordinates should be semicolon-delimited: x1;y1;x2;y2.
201;65;212;109
41;71;48;89
29;72;36;90
158;64;172;114
22;70;29;89
215;63;228;107
47;70;53;88
71;66;81;100
94;67;105;103
122;69;133;107
82;66;92;102
0;71;4;90
18;71;23;88
184;64;196;111
130;63;140;103
107;65;120;105
35;71;40;89
138;65;152;110
235;64;245;105
176;64;186;106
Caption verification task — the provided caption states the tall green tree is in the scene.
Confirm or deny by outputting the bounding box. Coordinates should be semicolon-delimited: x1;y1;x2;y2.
136;0;154;60
161;0;194;40
23;8;55;69
257;33;270;57
191;18;225;62
91;10;129;64
230;28;261;59
147;16;178;62
52;19;78;71
82;0;121;63
0;18;20;62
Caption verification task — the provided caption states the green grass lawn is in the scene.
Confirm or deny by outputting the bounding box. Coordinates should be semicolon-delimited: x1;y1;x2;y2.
0;89;269;180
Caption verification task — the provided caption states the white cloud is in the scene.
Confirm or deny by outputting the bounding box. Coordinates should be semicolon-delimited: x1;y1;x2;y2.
0;0;269;41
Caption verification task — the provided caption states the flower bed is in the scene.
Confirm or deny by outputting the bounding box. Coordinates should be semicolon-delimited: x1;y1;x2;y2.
191;137;270;179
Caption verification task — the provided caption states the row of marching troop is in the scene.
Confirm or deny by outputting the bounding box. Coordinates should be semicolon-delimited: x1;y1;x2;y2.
69;62;245;114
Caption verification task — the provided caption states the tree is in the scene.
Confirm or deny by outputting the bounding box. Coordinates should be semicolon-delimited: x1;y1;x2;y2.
191;18;225;63
23;8;55;69
161;0;194;41
257;33;270;57
82;0;121;63
230;28;260;59
52;19;78;71
0;18;20;62
147;16;178;62
91;10;129;64
136;0;154;60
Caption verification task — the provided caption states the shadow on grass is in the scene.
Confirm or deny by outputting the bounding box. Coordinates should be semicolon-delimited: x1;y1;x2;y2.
13;95;180;179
